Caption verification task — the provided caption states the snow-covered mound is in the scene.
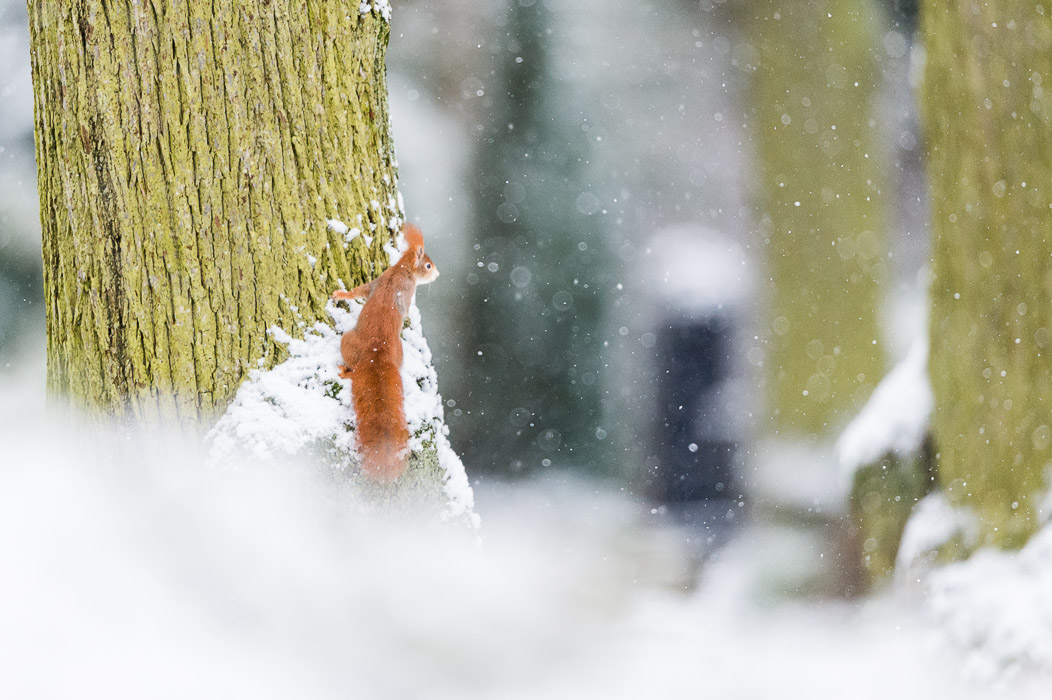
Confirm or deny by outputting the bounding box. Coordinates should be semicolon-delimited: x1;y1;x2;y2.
207;298;476;525
924;522;1052;680
0;424;1045;699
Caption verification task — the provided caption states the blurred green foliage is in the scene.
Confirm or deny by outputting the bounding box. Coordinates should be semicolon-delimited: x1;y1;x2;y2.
462;0;611;474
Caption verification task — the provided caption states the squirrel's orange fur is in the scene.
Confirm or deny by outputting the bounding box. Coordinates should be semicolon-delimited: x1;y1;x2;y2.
332;223;439;481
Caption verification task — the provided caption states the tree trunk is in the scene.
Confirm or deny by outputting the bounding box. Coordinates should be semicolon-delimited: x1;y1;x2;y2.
921;1;1052;547
745;0;890;438
28;2;399;430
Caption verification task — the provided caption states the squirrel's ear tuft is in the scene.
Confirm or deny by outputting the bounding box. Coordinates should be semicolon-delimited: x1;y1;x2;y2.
403;222;424;250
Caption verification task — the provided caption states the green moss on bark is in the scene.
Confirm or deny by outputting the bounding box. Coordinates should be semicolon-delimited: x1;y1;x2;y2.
29;2;399;430
849;442;934;588
921;1;1052;547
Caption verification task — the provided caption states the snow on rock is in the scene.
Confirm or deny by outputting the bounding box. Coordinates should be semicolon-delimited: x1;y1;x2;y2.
207;297;476;525
837;337;932;481
925;524;1052;680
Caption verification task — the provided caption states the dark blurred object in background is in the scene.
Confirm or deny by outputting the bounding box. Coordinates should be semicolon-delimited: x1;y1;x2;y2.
887;0;918;32
652;318;738;503
640;227;749;535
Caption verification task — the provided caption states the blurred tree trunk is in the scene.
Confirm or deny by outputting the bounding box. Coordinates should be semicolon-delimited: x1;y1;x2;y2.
922;1;1052;547
28;2;399;430
745;1;890;438
464;0;607;473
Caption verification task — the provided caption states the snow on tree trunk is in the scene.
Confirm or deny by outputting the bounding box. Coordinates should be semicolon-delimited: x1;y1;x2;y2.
838;340;935;588
745;1;890;438
28;2;399;430
921;1;1052;548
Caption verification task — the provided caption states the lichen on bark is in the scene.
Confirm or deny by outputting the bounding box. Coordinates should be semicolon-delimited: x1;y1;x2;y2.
29;1;400;431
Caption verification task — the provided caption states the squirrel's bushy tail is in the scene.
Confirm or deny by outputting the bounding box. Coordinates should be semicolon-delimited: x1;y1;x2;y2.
351;359;409;481
403;222;424;250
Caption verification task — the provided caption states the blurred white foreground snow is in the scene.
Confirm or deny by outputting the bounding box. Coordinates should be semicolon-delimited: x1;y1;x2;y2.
1;399;1048;699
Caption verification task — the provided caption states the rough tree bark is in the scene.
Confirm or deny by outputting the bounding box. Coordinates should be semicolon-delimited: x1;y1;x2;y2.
28;2;399;430
745;0;890;438
922;1;1052;547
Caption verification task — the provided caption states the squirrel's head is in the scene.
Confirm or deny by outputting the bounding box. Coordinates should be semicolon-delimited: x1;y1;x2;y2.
403;223;439;284
414;252;439;285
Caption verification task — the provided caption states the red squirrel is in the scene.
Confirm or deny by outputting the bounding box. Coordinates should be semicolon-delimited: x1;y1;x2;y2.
331;223;439;481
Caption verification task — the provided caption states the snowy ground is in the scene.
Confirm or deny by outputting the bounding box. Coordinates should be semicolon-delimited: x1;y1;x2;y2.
1;359;1049;698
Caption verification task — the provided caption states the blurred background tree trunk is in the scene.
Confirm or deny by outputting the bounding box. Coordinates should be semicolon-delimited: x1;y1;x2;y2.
463;0;609;474
922;1;1052;547
745;0;890;439
28;2;399;430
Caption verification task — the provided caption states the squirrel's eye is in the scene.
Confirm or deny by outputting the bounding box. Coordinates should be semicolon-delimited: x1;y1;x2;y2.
426;263;432;269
